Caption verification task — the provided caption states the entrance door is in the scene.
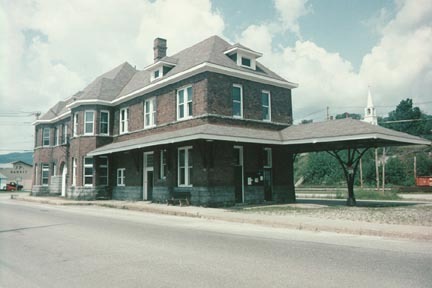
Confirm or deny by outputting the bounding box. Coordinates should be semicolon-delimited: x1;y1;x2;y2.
143;152;154;201
61;164;67;197
263;168;272;201
234;146;244;203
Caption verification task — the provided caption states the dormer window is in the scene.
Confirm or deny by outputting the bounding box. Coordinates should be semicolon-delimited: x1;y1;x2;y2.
151;67;163;81
241;57;251;68
224;45;262;71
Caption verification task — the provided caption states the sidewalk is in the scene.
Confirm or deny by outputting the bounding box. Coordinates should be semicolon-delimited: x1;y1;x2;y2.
12;195;432;241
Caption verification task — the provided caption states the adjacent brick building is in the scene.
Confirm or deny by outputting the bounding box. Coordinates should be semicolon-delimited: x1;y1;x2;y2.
32;35;299;206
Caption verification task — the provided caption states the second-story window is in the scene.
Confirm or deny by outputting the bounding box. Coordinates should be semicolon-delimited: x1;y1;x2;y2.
120;108;128;134
144;98;156;128
84;111;94;135
177;86;193;120
261;91;271;121
73;113;79;137
232;84;243;118
43;128;50;147
100;111;109;135
53;127;58;146
62;124;68;144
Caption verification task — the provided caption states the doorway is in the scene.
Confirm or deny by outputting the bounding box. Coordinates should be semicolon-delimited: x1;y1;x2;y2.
234;146;244;203
143;152;154;201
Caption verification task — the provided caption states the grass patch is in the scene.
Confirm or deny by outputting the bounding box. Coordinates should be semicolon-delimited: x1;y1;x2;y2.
354;189;401;200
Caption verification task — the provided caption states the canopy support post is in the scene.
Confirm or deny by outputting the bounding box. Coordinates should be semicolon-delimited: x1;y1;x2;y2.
327;147;370;206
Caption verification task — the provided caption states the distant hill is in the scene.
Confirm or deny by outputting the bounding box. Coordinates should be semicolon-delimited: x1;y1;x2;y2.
0;152;33;165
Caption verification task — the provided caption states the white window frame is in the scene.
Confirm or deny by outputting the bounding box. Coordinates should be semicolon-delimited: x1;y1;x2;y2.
261;90;271;122
178;146;192;187
41;164;49;186
144;97;156;128
263;147;272;168
42;127;50;147
232;84;243;118
84;110;95;135
151;67;163;82
119;108;128;134
83;157;93;187
160;149;167;180
117;168;125;186
62;124;68;144
73;113;79;137
236;51;257;70
72;158;77;186
100;110;110;136
176;86;193;120
53;127;58;146
99;156;109;186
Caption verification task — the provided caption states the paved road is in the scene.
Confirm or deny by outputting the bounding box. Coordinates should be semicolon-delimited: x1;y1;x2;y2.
1;199;431;288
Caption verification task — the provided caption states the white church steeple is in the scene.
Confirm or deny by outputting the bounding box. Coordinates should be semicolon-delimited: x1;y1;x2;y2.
364;86;378;125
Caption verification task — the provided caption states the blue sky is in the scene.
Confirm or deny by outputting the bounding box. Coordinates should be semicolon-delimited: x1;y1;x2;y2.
1;0;431;153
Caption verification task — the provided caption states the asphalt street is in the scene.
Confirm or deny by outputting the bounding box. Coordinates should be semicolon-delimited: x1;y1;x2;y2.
1;198;431;288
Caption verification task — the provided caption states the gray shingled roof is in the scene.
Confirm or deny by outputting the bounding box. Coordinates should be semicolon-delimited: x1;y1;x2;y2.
88;119;430;156
40;35;291;121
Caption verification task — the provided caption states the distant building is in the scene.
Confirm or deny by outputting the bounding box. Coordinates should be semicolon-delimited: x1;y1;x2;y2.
363;87;378;125
0;161;33;190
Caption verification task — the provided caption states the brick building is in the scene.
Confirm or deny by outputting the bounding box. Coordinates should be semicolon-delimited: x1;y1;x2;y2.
32;36;298;205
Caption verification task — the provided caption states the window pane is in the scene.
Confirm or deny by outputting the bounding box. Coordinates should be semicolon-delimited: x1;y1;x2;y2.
85;123;93;133
232;86;241;101
179;169;185;185
187;87;192;102
84;177;92;185
187;102;192;116
85;158;93;165
233;102;241;117
179;150;185;167
188;167;192;185
261;93;269;106
85;111;93;121
179;104;184;118
241;57;251;67
262;107;269;120
178;90;184;103
145;101;150;113
146;154;154;167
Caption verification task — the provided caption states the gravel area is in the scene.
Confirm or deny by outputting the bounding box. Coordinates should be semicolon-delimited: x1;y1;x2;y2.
236;204;432;226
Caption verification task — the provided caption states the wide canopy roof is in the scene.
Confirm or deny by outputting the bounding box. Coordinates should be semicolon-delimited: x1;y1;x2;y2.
88;118;430;156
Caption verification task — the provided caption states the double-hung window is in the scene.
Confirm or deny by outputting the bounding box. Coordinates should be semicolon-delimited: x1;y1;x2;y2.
73;113;79;137
144;98;156;128
41;164;49;186
117;168;125;186
160;149;167;179
177;86;193;120
42;128;50;147
62;124;68;144
53;127;58;146
84;111;94;135
100;111;109;135
261;91;271;121
232;84;243;118
178;146;192;187
99;156;108;186
120;108;128;134
83;157;93;186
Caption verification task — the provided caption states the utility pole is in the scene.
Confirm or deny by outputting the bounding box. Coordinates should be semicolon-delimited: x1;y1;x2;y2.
382;148;386;193
414;155;417;180
359;158;363;188
326;106;329;120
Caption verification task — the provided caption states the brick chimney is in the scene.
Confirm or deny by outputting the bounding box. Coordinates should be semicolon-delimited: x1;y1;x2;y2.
153;38;167;62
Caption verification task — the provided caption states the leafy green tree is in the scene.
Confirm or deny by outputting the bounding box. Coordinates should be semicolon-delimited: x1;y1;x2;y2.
385;157;412;186
416;153;432;176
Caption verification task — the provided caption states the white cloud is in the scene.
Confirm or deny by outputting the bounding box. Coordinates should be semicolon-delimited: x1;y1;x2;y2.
0;0;224;153
274;0;311;36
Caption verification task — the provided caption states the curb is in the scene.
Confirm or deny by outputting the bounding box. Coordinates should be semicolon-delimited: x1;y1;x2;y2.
13;196;432;241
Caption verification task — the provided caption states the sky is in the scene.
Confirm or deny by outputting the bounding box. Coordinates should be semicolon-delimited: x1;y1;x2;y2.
1;0;432;154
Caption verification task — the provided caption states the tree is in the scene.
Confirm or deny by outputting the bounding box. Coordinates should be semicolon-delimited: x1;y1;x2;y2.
335;112;361;120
